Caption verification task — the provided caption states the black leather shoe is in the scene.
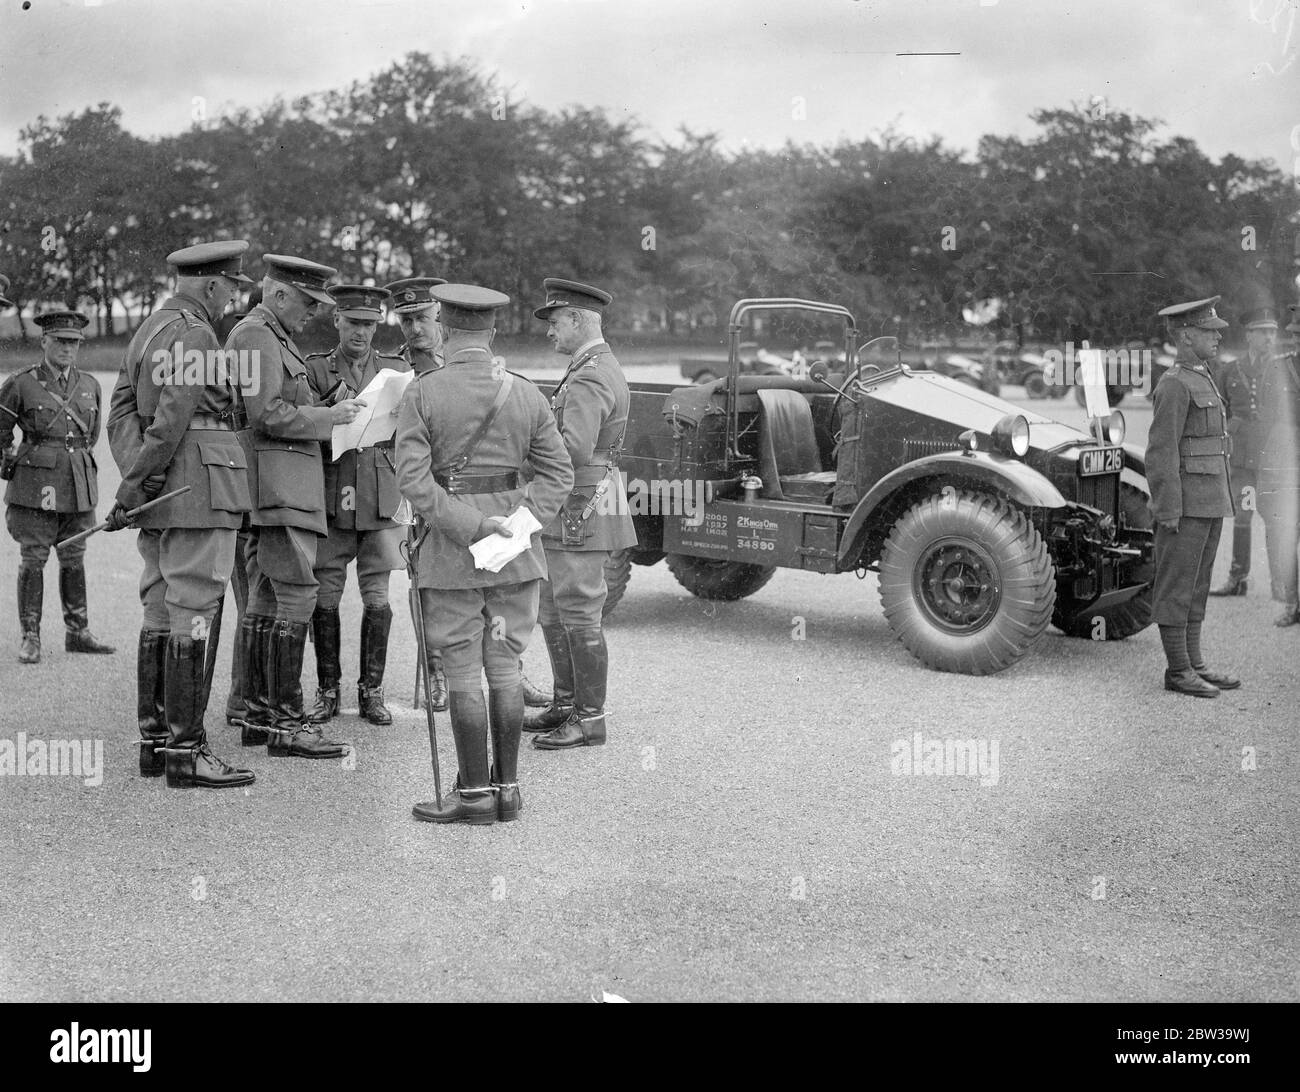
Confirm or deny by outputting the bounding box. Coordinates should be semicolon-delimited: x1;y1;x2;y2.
1194;668;1240;690
358;684;392;725
523;702;573;733
66;628;115;654
267;724;348;759
164;743;255;788
412;787;497;825
1164;669;1219;698
1209;577;1247;597
521;671;551;708
307;685;340;723
424;654;449;712
533;712;607;749
17;631;40;664
139;737;167;777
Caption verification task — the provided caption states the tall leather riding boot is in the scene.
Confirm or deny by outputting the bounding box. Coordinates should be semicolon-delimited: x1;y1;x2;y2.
238;614;274;744
60;564;115;653
306;606;342;723
162;635;255;789
523;624;574;732
266;619;347;759
521;663;552;707
535;626;607;749
225;613;248;726
17;565;42;664
136;628;169;777
1211;525;1252;594
358;604;393;725
489;683;525;821
412;690;496;825
425;648;448;712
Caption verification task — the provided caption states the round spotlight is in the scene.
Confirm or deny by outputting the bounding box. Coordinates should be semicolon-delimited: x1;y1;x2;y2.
1104;411;1126;445
991;413;1031;458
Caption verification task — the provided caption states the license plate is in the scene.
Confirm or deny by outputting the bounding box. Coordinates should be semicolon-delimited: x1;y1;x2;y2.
1079;446;1122;476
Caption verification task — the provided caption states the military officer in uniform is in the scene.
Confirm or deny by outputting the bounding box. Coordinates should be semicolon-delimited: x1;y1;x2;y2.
105;240;255;788
228;255;366;758
383;275;452;711
385;276;447;375
1210;308;1279;598
395;284;572;825
303;284;409;725
525;279;637;749
1146;296;1239;698
1;310;115;664
1256;303;1300;626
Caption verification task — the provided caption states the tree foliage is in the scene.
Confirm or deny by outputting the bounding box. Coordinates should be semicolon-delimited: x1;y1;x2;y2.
0;59;1294;347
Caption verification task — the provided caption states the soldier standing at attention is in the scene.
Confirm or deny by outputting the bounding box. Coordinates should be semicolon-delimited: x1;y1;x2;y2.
228;255;366;758
1;310;115;664
105;240;255;788
1146;296;1239;698
1256;303;1300;626
396;284;572;825
1209;308;1279;598
524;279;637;750
303;284;409;726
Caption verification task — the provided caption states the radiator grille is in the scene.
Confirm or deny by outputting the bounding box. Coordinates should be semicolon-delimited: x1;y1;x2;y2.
903;438;959;460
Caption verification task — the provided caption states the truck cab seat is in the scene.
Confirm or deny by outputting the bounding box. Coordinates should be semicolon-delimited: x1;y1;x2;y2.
755;389;837;503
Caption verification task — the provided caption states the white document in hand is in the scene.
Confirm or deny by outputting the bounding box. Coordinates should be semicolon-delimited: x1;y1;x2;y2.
331;368;415;460
469;506;543;572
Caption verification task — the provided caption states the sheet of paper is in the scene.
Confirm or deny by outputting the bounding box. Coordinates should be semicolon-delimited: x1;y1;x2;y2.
331;368;414;460
469;506;543;572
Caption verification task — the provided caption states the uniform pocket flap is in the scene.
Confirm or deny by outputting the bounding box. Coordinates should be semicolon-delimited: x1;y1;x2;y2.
20;447;57;469
1189;391;1220;408
199;443;247;469
1182;455;1222;475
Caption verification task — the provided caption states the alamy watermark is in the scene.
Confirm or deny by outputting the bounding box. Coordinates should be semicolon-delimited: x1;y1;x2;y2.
1042;342;1151;390
891;732;1000;786
150;343;261;394
0;732;104;786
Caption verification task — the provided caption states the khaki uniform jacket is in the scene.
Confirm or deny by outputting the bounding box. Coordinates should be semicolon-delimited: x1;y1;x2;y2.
1146;358;1235;523
107;293;251;529
1;361;101;512
304;346;409;531
227;305;335;535
1214;350;1270;472
541;341;638;552
395;350;573;589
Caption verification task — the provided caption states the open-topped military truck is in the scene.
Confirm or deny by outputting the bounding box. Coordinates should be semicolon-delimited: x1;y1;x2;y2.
564;298;1155;675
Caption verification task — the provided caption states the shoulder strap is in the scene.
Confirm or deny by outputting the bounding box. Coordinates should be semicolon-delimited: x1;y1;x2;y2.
34;372;93;434
449;372;514;472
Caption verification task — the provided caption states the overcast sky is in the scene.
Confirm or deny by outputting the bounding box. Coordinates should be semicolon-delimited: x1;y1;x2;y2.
0;0;1297;167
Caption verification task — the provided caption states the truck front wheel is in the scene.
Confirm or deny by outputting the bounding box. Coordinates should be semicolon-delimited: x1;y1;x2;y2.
665;554;777;601
879;491;1056;675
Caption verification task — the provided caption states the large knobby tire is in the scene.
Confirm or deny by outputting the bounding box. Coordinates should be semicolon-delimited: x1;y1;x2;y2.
1052;483;1153;639
665;553;777;601
602;549;633;617
879;491;1056;675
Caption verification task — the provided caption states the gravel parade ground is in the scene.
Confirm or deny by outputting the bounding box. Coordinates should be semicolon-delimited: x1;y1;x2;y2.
1;368;1295;1003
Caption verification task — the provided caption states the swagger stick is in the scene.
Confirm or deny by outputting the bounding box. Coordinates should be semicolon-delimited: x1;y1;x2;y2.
403;518;442;807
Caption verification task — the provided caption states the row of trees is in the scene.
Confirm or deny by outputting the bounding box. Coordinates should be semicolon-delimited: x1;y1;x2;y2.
0;53;1295;345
